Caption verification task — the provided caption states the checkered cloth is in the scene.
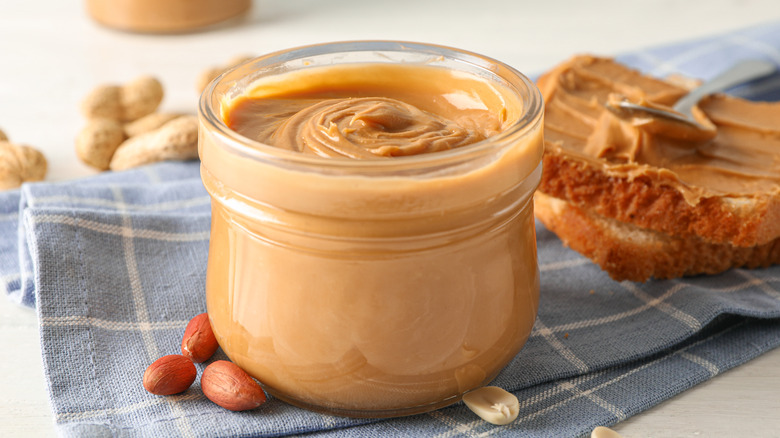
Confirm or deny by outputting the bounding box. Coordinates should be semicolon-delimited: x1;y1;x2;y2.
2;22;780;438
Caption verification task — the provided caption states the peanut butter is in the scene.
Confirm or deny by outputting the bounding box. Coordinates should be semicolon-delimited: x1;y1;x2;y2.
85;0;250;33
538;56;780;205
224;64;508;158
199;46;544;417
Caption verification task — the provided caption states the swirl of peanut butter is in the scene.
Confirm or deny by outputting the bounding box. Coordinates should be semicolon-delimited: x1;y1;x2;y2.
222;63;516;160
227;96;498;159
270;97;492;158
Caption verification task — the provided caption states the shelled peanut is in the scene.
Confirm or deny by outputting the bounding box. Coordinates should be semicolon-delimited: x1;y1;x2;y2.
0;128;47;190
76;76;197;171
142;312;267;412
143;354;197;395
181;312;219;363
201;360;267;411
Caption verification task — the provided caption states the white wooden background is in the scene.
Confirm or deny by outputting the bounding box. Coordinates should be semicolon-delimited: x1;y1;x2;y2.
1;1;780;436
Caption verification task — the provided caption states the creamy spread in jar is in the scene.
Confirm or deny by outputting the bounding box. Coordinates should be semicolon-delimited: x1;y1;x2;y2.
198;42;544;417
538;55;780;205
223;63;507;158
85;0;250;33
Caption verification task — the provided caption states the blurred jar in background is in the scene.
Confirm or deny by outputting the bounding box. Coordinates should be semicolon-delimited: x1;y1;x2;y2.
85;0;251;33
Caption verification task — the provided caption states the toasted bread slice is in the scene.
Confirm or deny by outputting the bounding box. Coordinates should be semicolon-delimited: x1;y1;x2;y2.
537;55;780;247
535;192;780;282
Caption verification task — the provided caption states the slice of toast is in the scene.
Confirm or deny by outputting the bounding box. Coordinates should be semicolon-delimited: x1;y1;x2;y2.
537;55;780;247
534;192;780;282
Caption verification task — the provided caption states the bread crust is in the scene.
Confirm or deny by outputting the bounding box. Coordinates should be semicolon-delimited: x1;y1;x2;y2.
535;192;780;282
539;143;780;247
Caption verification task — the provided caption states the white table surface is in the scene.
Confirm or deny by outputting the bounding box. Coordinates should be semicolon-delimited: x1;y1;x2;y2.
2;1;780;437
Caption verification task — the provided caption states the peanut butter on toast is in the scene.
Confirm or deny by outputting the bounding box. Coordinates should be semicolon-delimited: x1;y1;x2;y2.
535;56;780;280
537;56;780;249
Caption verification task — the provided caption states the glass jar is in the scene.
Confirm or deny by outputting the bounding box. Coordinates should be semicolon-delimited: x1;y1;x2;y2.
85;0;251;33
198;41;544;418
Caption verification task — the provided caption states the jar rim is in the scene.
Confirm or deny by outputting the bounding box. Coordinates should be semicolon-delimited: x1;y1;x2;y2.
198;40;543;173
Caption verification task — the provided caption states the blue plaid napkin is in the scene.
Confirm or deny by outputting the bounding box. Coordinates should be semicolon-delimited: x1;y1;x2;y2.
2;21;780;438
